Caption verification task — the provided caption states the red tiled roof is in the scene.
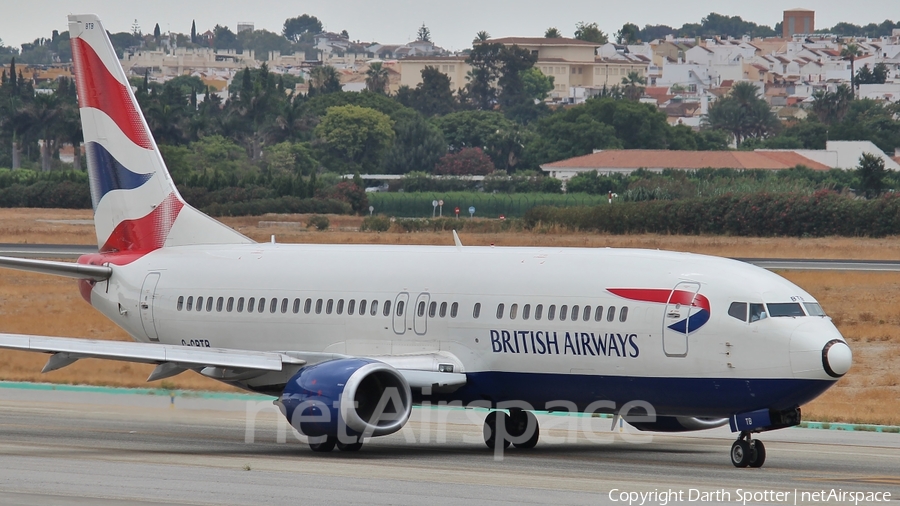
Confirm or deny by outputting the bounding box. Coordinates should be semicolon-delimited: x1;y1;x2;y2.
485;37;599;47
543;150;831;171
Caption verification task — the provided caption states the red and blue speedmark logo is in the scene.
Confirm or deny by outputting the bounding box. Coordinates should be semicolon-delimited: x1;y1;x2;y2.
608;288;711;334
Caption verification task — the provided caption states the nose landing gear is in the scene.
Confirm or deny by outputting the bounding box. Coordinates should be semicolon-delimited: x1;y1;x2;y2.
731;431;766;468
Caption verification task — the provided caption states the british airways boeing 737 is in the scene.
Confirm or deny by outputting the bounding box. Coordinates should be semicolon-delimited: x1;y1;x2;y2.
0;14;852;467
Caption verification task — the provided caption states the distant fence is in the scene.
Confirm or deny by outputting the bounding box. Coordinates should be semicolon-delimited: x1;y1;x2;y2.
367;192;609;218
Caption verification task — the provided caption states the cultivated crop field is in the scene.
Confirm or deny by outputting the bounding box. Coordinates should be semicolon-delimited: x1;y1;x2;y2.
0;209;898;425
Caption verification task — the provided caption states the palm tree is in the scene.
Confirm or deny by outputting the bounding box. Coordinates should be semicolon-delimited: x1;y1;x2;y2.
28;93;63;172
473;31;490;44
812;84;853;124
621;71;646;101
365;61;390;94
840;43;862;98
544;27;562;38
308;65;341;95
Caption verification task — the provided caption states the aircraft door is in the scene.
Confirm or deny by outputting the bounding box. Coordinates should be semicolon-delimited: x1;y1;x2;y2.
139;272;161;342
413;293;430;335
662;281;702;357
392;292;410;335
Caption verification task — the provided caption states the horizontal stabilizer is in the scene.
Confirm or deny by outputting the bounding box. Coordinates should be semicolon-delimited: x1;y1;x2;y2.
0;255;111;281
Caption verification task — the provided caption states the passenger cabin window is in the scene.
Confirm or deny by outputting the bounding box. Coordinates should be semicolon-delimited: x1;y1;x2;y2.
749;303;766;322
496;303;505;319
326;299;334;314
429;301;437;318
370;299;378;316
535;304;543;320
237;297;245;313
382;300;390;316
522;304;531;320
206;297;214;312
196;297;203;312
439;302;447;318
258;298;266;313
177;296;184;311
304;298;312;314
315;299;323;314
281;298;288;314
619;306;628;322
336;299;344;315
186;296;194;311
607;306;616;322
359;300;367;315
396;300;405;317
293;298;301;314
227;297;234;312
510;304;518;320
583;306;591;321
768;303;805;317
247;297;255;313
594;306;604;322
473;303;481;319
728;302;748;322
559;305;568;320
271;298;279;313
348;300;356;315
571;305;579;321
216;297;224;312
418;301;426;317
804;302;826;317
548;305;556;321
450;302;458;318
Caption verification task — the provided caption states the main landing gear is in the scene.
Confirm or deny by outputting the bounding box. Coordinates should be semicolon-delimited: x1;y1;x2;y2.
731;431;766;468
483;409;540;450
308;436;363;453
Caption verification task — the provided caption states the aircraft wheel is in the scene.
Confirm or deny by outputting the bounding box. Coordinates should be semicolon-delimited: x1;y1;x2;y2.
509;410;540;449
748;439;766;468
731;439;751;467
483;411;511;450
336;440;363;452
309;436;336;453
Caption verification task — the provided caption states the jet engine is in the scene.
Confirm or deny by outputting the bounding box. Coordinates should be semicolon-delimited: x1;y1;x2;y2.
628;416;729;432
280;358;412;439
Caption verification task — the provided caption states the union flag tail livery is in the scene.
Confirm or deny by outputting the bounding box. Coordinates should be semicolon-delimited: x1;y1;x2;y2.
68;14;250;254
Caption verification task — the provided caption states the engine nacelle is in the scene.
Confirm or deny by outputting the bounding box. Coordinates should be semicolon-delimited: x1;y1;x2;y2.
280;358;412;439
628;416;728;432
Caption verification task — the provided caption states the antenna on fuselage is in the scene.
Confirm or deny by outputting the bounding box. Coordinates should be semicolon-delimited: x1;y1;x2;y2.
452;230;463;250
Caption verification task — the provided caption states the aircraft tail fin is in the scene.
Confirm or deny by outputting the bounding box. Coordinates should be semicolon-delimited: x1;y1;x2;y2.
68;14;252;254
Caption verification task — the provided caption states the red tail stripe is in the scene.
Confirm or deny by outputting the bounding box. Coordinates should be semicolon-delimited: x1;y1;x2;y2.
100;193;184;253
71;37;153;150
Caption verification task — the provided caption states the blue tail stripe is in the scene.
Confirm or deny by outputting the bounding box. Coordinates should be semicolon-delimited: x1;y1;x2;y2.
85;142;153;209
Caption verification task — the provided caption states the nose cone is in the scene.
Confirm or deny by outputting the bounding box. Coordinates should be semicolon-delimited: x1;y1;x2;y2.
822;339;852;378
790;319;851;380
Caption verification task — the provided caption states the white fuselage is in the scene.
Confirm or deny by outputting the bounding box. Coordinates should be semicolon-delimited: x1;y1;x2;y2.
88;244;843;416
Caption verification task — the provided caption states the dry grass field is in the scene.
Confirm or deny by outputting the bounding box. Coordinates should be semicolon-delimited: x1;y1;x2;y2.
1;209;898;425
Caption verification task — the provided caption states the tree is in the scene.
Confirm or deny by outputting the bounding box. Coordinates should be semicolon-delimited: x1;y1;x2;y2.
704;81;778;147
382;114;446;174
365;62;389;94
855;64;875;85
433;110;522;169
153;23;161;43
841;43;862;97
397;66;456;117
521;67;554;101
238;29;292;60
283;14;323;43
544;27;562;38
497;45;538;108
574;22;607;44
872;62;888;84
811;84;853;124
621;71;646;101
191;20;197;44
313;104;395;172
464;42;502;110
417;24;431;42
308;65;342;95
856;152;886;197
212;25;240;50
616;23;640;44
434;147;496;175
473;31;490;43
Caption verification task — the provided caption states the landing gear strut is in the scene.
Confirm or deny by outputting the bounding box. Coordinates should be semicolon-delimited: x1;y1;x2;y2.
731;431;766;468
483;409;540;450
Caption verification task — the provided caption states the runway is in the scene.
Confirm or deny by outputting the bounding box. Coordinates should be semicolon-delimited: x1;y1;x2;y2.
0;385;897;505
2;243;900;271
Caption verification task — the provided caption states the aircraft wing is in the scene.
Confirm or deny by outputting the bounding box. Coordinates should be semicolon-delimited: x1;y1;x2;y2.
0;333;467;389
0;333;306;382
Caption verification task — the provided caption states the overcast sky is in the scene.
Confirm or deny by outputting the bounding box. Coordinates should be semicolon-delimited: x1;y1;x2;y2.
2;1;898;52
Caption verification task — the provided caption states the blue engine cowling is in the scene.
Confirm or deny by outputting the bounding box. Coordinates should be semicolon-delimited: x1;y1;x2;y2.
280;358;412;439
628;416;728;432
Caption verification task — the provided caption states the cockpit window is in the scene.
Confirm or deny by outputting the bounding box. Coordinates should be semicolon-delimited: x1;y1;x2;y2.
767;303;805;317
728;302;748;322
749;303;767;322
804;302;826;317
